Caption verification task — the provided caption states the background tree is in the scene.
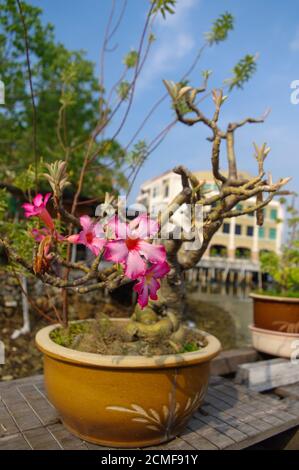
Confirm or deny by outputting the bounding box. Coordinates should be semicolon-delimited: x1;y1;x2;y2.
260;195;299;297
0;0;126;199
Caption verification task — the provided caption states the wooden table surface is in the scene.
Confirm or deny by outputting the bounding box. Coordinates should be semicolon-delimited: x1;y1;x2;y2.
1;374;299;450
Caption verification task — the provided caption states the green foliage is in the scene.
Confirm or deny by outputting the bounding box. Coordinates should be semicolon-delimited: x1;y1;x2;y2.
226;54;257;91
0;189;8;220
205;12;234;45
180;342;199;353
123;50;138;68
117;81;131;101
125;141;148;168
260;201;299;296
0;0;127;199
151;0;176;18
170;80;193;116
148;32;156;43
50;322;90;347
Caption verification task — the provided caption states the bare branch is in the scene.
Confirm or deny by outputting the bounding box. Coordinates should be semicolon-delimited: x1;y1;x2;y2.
228;108;270;132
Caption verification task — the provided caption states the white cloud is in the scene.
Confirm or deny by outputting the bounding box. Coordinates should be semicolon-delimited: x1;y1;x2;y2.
290;27;299;51
156;0;198;28
138;0;199;90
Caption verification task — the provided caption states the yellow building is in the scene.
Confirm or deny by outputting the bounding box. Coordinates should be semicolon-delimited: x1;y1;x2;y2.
136;170;283;264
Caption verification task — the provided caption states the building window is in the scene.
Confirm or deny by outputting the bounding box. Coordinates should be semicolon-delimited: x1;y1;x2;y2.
236;203;243;211
235;224;242;235
223;223;230;234
152;186;158;198
248;208;254;217
270;208;277;220
247;226;254;237
258;227;265;238
164;184;169;198
269;228;277;240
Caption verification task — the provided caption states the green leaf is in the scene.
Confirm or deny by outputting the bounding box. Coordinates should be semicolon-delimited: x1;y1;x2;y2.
225;54;257;91
151;0;176;18
205;12;234;45
123;50;139;69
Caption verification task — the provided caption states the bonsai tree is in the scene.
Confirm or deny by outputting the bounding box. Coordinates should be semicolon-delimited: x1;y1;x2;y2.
260;195;299;298
0;93;290;353
0;0;291;353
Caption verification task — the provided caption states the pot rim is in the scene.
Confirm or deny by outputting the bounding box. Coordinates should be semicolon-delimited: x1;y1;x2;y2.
249;292;299;303
35;319;221;369
249;324;299;338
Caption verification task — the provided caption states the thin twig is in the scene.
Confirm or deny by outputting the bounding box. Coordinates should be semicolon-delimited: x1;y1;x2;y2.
16;0;38;190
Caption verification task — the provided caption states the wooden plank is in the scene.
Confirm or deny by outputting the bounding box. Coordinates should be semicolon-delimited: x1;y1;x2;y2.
195;409;247;442
17;384;58;426
209;388;288;430
0;387;42;432
47;423;88;450
235;358;299;392
0;375;43;391
0;432;31;450
0;401;19;437
211;348;258;376
214;384;284;414
160;437;195;450
214;383;299;423
180;428;218;450
227;418;299;450
1;374;299;451
214;380;281;404
24;427;62;450
205;390;273;432
201;403;258;437
275;383;299;400
145;439;195;451
187;416;234;449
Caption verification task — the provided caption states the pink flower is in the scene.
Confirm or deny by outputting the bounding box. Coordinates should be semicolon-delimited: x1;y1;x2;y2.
22;193;54;230
104;215;166;280
67;215;106;256
134;262;170;309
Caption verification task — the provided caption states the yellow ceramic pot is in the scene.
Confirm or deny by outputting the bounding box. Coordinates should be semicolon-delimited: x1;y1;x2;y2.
36;320;221;448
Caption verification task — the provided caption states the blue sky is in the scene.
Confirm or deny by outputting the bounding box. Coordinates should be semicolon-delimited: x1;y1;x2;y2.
30;0;299;201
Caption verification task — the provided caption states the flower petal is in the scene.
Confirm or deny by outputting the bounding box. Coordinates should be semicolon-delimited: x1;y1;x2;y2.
66;234;80;244
151;261;170;279
138;241;166;264
125;250;146;280
22;203;36;217
134;281;149;309
107;216;127;239
133;278;145;294
79;215;93;232
43;193;52;206
129;214;159;239
104;240;128;263
33;193;44;207
92;237;106;251
86;242;101;256
148;277;160;300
